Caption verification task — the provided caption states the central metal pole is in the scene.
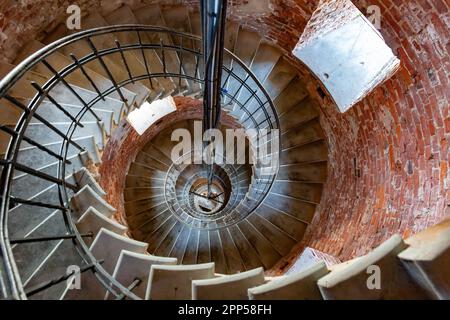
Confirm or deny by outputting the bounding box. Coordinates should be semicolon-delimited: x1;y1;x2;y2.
201;0;227;196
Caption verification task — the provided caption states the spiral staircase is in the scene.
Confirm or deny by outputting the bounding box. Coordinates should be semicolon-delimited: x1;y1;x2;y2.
0;2;449;301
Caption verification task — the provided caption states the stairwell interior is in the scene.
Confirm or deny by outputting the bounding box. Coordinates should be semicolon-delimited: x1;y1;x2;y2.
0;0;448;300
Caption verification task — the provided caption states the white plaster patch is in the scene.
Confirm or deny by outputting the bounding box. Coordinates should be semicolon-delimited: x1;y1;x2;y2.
293;0;400;113
127;96;176;135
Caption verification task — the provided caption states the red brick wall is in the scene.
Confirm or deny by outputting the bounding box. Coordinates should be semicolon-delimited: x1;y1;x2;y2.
270;0;449;273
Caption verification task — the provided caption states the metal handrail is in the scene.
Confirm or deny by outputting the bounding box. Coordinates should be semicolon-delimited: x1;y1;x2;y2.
0;25;280;300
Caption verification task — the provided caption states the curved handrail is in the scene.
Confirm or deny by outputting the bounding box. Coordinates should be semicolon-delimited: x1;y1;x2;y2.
0;25;280;300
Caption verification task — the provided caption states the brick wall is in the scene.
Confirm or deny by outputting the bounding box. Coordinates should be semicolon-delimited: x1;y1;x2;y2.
0;0;448;269
271;0;449;273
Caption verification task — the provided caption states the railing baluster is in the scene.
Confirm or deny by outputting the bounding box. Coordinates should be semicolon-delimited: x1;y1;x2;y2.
41;59;102;122
242;101;269;124
241;90;258;109
9;196;66;211
0;125;70;164
115;278;142;300
160;39;167;77
69;54;106;101
137;31;153;90
4;95;85;152
194;54;200;80
227;77;246;107
25;260;104;297
0;159;78;190
85;38;129;108
10;232;93;245
222;67;233;88
115;40;134;85
178;37;183;88
30;82;84;128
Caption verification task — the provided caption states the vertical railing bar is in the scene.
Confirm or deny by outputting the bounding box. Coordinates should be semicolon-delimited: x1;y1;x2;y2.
0;125;70;164
8;196;66;211
25;260;104;297
69;54;106;101
136;31;153;90
30;82;85;127
115;40;134;85
3;95;85;152
40;59;102;122
194;54;200;79
160;39;167;78
115;278;142;300
0;159;78;190
240;90;258;109
10;232;93;245
178;36;183;88
223;68;233;88
85;37;129;108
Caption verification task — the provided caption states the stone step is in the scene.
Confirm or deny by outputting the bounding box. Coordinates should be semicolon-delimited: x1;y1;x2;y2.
25;237;84;300
0;63;127;119
11;152;86;200
227;224;264;271
218;228;245;274
146;262;215;300
130;206;172;242
193;267;265;300
124;187;164;202
64;228;148;300
208;229;228;274
13;40;137;109
14;136;99;177
160;5;202;93
279;98;320;134
248;262;329;300
398;218;450;299
131;4;189;93
280;140;328;165
317;235;430;300
76;206;128;246
12;211;69;286
273;77;310;117
108;250;177;299
28;100;114;136
255;203;308;241
277;162;328;183
236;219;281;270
145;214;178;253
70;185;116;220
73;167;105;196
246;213;297;257
51;12;152;106
270;180;323;204
225;27;261;106
8;183;74;240
127;163;167;181
182;228;200;265
154;220;185;257
262;193;316;224
281;118;325;150
169;224;192;262
103;5;168;97
134;151;170;172
196;230;211;264
81;11;157;103
124;195;166;216
22;121;105;150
